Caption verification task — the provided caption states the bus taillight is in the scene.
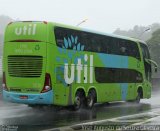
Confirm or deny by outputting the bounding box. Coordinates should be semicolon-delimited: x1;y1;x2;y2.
41;73;52;93
8;22;13;25
2;72;8;91
43;21;48;24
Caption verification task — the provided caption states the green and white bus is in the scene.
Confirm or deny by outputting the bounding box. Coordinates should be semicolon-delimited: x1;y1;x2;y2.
2;21;157;109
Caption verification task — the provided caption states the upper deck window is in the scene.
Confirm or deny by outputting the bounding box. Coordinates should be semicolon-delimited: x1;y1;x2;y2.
54;27;140;60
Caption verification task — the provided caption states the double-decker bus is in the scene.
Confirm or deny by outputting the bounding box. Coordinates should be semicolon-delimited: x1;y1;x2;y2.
2;21;157;110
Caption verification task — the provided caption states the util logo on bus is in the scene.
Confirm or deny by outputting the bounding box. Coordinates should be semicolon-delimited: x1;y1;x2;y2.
64;54;93;84
15;24;37;35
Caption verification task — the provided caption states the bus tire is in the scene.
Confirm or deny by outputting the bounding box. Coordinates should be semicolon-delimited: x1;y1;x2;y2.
72;91;84;111
86;90;96;109
135;90;141;103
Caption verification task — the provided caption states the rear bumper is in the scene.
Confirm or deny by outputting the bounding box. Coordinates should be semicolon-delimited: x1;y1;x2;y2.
3;90;53;105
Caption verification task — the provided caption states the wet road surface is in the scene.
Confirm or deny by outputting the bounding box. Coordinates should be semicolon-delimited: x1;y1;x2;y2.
0;79;159;131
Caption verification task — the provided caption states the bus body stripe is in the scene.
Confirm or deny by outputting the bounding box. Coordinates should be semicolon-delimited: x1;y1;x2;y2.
121;83;128;101
98;53;128;68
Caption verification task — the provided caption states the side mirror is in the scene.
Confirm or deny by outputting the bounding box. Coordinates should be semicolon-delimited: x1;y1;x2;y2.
145;59;158;73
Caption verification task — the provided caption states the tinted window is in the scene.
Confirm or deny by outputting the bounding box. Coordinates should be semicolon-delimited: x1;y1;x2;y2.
95;67;143;83
110;38;119;55
140;43;150;59
129;41;141;59
118;40;140;60
54;27;140;60
140;43;151;81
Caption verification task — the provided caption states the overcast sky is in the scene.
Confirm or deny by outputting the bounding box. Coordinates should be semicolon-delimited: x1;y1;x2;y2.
0;0;160;33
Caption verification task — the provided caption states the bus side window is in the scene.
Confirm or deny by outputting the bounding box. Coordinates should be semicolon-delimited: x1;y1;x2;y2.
119;40;128;56
110;38;119;55
102;36;111;54
140;43;151;81
54;28;63;47
85;33;95;52
123;41;141;60
93;35;101;53
131;42;141;60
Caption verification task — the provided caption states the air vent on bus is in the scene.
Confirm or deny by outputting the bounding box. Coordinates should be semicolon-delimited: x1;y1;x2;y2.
8;56;43;77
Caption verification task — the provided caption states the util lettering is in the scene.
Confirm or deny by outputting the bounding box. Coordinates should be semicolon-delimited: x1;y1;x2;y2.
15;24;36;35
64;54;93;84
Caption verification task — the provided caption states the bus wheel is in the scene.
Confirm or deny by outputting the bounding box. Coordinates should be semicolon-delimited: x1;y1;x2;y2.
135;91;141;103
73;91;83;111
86;90;96;109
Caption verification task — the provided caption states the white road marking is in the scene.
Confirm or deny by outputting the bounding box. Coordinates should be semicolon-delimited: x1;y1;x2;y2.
41;109;160;131
132;116;160;125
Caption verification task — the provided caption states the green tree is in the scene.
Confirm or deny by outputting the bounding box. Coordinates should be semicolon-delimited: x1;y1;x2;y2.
114;23;160;41
147;29;160;78
147;29;160;45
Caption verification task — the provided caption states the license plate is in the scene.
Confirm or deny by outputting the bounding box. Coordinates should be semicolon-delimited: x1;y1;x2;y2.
19;95;28;99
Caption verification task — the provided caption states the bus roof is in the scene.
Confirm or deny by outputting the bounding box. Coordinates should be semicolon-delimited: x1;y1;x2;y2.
49;22;146;44
7;21;146;45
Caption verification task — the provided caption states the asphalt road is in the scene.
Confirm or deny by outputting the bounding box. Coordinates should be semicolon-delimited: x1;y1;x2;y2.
0;79;160;131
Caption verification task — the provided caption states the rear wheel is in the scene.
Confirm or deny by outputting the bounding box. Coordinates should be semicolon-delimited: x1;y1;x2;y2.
135;91;141;103
86;90;96;109
72;91;84;111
